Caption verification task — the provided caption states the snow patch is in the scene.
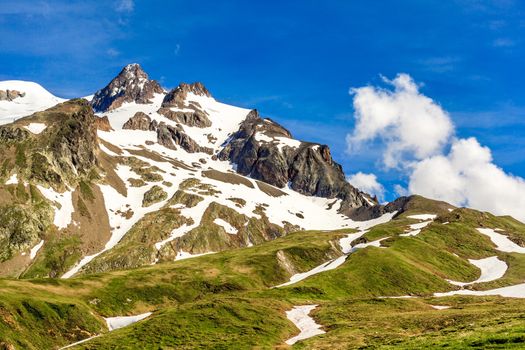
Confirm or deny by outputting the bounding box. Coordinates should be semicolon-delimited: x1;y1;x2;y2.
175;250;215;260
29;240;44;259
5;173;17;185
105;312;152;331
275;255;348;288
36;185;74;229
285;305;325;345
400;220;432;237
23;122;47;134
435;283;525;298
447;256;507;286
477;228;525;253
430;305;450;310
213;218;238;234
407;214;437;220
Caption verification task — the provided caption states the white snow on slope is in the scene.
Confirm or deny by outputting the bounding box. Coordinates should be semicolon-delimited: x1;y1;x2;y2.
24;122;47;134
275;255;348;288
29;240;44;259
447;256;507;286
435;283;525;298
0;80;64;124
213;218;238;234
430;305;450;310
477;228;525;253
400;220;433;237
5;173;17;185
407;214;437;220
61;89;387;274
104;312;152;331
36;185;74;230
275;212;396;288
285;305;325;345
175;251;215;260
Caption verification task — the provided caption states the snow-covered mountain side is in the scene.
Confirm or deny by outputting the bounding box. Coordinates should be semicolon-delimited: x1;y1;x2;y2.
0;64;391;278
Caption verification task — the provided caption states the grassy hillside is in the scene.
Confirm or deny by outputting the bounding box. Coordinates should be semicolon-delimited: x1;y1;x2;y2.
1;196;525;349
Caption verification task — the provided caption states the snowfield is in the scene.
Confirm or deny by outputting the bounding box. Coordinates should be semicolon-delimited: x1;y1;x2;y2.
105;312;152;331
285;305;325;345
477;228;525;253
0;80;64;124
447;256;507;286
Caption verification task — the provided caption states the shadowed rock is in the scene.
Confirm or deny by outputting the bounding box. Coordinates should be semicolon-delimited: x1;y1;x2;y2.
91;63;163;112
219;109;376;215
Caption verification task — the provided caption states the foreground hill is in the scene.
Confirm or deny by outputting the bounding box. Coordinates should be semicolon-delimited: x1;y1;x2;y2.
1;196;525;348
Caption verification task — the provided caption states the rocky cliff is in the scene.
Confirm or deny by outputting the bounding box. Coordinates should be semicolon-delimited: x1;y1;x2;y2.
91;63;164;112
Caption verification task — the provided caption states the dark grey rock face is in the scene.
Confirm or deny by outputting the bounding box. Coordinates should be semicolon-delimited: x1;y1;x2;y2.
218;109;377;214
157;108;211;128
162;82;211;109
158;82;212;128
91;64;164;112
156;122;213;155
122;112;158;131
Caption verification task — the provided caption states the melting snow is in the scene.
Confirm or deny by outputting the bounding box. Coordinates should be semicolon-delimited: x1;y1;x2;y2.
213;218;238;234
400;220;433;237
447;256;507;286
285;305;325;345
275;255;348;288
23;122;47;134
407;214;437;220
430;305;450;310
477;228;525;253
105;312;152;331
435;283;525;298
175;251;215;260
36;185;74;230
29;240;44;259
5;173;17;185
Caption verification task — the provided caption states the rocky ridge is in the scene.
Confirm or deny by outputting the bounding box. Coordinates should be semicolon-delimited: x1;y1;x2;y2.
91;63;164;112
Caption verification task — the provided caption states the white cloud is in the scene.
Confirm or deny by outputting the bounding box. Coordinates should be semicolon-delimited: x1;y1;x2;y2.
347;172;385;200
409;137;525;221
116;0;134;13
347;74;525;222
347;73;454;169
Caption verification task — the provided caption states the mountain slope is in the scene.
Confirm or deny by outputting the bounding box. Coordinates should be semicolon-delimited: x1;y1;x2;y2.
0;64;378;279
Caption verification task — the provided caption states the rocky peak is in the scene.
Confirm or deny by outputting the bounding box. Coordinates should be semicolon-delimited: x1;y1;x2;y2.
162;82;211;108
91;63;164;112
219;110;376;216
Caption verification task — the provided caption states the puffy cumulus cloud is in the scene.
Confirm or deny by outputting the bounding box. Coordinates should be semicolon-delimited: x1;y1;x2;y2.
348;74;525;222
346;73;454;168
409;138;525;221
347;172;385;200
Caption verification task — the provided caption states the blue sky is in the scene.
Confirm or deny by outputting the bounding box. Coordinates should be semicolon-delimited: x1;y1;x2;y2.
1;0;524;203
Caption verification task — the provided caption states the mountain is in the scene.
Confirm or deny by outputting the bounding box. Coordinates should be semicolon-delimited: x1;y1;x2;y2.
1;64;525;349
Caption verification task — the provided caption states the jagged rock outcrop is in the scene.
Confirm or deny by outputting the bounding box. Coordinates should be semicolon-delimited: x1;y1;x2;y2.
162;82;211;108
219;109;376;214
49;100;99;178
157;82;212;128
157;122;213;154
0;89;25;101
94;115;113;131
157;107;211;128
122;112;158;131
90;63;163;112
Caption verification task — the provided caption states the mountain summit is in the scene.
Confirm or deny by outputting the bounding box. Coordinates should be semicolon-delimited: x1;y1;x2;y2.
91;63;164;112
